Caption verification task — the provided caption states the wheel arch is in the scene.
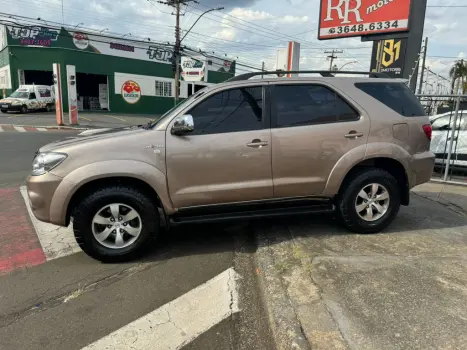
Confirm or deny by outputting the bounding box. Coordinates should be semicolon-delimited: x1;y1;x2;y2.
337;157;410;206
66;177;166;226
49;161;174;226
323;143;412;206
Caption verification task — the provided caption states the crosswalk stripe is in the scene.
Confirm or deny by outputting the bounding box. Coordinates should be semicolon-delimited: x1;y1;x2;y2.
82;268;240;350
20;186;81;260
36;128;48;132
14;126;26;132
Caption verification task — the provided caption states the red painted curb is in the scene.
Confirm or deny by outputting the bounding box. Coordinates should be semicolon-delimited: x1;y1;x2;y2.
0;188;46;275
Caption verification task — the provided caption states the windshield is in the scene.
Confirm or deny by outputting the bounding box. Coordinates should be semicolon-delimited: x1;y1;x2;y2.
151;89;207;128
9;91;29;99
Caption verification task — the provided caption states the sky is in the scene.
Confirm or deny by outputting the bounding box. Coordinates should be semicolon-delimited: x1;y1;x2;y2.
1;0;465;93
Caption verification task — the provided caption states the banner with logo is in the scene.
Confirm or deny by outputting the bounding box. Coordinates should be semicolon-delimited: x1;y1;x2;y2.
318;0;411;40
121;80;142;104
370;38;407;78
5;25;235;74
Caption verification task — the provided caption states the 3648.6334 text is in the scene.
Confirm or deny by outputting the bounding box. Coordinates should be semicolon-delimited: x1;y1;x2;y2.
329;20;400;35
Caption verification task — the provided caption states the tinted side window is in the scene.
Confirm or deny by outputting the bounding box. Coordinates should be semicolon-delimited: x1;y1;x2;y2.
273;85;359;128
29;93;36;99
355;82;426;117
188;87;263;135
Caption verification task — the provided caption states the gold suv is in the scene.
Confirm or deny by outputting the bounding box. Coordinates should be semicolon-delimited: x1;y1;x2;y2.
26;71;435;262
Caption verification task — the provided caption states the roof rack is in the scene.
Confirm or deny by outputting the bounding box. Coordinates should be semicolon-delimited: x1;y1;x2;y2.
226;70;389;82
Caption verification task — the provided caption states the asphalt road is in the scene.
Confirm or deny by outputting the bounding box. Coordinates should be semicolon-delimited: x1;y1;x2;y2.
0;130;274;349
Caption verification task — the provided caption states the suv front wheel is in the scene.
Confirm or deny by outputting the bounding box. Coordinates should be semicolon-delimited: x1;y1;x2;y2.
72;186;159;262
337;169;400;234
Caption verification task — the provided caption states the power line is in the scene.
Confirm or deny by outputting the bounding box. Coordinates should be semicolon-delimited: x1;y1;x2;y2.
428;55;466;59
427;5;467;7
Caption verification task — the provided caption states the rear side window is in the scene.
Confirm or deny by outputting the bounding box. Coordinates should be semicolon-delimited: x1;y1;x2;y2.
355;82;426;117
272;84;359;128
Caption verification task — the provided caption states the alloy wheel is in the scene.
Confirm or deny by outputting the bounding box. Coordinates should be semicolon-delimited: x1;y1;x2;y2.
355;183;390;222
91;203;142;249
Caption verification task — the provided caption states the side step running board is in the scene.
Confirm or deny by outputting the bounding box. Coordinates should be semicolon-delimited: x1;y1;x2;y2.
170;204;335;225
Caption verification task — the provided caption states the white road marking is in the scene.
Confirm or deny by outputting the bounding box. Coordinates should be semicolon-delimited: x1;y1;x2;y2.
36;127;48;132
20;186;81;260
0;126;3;132
14;126;26;132
82;268;240;350
105;114;126;122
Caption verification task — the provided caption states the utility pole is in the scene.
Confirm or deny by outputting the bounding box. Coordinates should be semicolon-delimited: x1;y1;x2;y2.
158;0;195;105
158;0;222;105
261;61;265;78
174;1;181;105
417;37;428;94
325;50;343;71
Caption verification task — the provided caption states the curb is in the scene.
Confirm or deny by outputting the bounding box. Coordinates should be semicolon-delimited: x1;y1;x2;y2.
0;124;90;131
255;230;311;350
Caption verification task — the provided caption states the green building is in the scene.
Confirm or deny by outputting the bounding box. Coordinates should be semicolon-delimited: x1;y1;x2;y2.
0;24;235;115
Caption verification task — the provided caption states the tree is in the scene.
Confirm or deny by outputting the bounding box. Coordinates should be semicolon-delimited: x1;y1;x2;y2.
449;60;467;94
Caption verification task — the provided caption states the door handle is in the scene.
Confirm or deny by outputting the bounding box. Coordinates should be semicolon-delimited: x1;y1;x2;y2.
247;139;268;148
344;131;364;139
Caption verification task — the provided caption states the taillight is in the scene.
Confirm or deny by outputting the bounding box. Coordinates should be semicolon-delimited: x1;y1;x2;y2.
422;124;432;140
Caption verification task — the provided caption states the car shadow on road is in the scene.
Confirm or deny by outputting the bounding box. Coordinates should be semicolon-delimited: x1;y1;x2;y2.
106;192;467;265
138;221;258;264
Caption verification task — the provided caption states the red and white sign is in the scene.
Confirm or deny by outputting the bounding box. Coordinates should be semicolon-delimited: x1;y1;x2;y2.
121;81;141;104
318;0;411;40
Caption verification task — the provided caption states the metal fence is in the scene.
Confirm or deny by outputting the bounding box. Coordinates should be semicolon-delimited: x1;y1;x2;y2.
417;94;467;185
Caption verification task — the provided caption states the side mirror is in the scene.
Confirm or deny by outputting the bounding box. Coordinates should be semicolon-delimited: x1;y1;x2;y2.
171;114;194;135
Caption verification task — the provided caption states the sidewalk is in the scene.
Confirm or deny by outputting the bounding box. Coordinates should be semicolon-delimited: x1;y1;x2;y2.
0;111;160;129
256;182;467;350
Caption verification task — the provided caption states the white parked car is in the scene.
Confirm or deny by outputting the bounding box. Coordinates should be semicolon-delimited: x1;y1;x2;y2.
430;111;467;170
0;85;55;114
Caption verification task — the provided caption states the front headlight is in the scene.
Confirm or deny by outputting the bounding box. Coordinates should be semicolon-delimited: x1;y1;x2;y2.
32;153;67;176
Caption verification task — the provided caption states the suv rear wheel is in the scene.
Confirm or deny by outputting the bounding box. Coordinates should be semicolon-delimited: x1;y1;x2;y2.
337;169;400;233
72;186;159;262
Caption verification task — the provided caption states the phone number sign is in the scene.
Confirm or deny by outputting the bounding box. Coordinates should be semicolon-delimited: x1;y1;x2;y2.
318;0;411;40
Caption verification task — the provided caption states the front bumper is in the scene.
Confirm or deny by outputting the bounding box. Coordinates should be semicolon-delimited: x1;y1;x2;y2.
26;172;63;224
0;104;22;111
410;151;436;188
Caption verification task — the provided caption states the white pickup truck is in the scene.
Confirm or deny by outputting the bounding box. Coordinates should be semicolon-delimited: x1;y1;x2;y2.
0;85;55;113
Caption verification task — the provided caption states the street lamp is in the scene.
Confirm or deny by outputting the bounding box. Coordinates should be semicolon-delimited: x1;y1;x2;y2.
180;7;224;43
338;61;358;71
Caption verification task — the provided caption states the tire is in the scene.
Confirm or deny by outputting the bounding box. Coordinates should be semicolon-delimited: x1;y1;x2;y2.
45;104;53;112
1;109;7;113
20;105;27;114
337;168;400;234
72;186;160;262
